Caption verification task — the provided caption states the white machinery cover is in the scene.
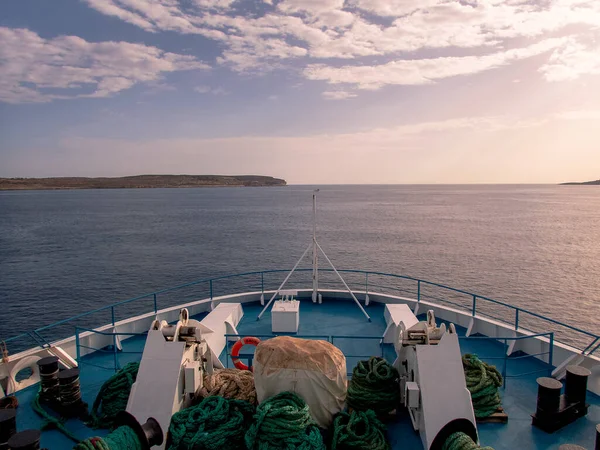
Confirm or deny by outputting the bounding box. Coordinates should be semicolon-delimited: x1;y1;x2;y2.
254;336;347;428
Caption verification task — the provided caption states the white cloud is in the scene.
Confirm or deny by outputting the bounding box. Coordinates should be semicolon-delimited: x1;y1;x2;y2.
555;109;600;120
322;90;357;100
305;38;565;89
0;27;209;103
540;40;600;81
194;85;228;94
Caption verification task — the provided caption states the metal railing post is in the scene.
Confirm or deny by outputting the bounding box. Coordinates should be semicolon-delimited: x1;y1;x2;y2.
210;280;213;300
111;306;115;326
153;293;157;313
417;280;421;302
472;295;477;316
113;333;119;372
548;332;554;374
75;327;80;365
261;272;264;295
514;309;519;330
365;273;369;296
502;338;507;388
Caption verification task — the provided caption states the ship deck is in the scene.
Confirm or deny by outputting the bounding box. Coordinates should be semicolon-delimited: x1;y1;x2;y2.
10;298;600;450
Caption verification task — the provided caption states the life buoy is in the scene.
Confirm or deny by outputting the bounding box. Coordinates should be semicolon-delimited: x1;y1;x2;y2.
231;337;260;371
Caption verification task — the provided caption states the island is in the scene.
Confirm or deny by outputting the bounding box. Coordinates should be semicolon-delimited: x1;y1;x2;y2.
0;175;287;190
560;179;600;185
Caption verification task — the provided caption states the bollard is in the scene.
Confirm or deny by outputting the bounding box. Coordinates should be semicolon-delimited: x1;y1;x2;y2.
565;366;591;405
7;430;41;450
0;409;17;450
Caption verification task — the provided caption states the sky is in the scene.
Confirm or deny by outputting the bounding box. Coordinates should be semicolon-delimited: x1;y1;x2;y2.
1;0;599;184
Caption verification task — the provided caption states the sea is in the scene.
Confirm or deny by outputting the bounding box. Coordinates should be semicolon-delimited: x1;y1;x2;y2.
1;185;599;351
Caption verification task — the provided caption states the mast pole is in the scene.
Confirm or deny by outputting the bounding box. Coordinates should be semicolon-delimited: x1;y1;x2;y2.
312;189;319;303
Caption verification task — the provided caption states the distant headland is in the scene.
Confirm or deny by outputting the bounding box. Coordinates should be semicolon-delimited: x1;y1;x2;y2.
560;179;600;185
0;175;287;190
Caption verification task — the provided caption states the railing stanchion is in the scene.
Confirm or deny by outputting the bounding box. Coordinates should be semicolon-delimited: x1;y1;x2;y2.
75;327;80;366
549;332;554;374
515;309;519;331
472;295;477;317
365;273;369;297
153;293;157;313
113;333;119;373
502;338;507;388
210;280;213;300
417;280;421;302
261;272;264;295
111;306;115;326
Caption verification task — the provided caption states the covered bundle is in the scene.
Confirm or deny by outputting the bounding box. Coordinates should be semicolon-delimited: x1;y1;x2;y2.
253;336;347;428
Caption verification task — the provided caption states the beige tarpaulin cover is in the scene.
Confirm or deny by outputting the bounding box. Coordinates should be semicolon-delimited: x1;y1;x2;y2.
253;336;347;428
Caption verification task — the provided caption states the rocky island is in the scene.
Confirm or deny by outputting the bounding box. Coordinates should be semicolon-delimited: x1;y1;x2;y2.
560;179;600;185
0;175;287;190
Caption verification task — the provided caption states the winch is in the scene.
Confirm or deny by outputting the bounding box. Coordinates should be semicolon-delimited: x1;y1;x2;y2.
393;309;477;450
126;308;214;450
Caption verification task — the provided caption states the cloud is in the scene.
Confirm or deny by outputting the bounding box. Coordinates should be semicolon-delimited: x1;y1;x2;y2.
540;40;600;81
194;85;228;94
0;27;209;103
322;90;357;100
555;109;600;120
305;38;566;89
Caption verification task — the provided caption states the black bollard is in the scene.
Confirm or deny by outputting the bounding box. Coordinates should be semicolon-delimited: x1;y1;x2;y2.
0;409;17;450
565;366;591;405
7;430;41;450
536;377;563;416
58;368;82;408
36;357;60;403
116;411;163;450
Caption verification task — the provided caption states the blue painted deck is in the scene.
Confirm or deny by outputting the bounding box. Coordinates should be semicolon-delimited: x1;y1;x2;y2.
11;299;600;450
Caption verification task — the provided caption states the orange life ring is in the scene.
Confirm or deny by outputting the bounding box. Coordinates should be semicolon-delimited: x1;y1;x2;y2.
231;337;261;371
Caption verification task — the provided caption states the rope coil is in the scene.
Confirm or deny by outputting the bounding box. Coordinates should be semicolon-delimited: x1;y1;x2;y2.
167;395;255;450
347;357;399;416
245;391;326;450
442;432;494;450
331;409;390;450
462;354;503;418
90;362;140;429
74;426;142;450
200;368;257;405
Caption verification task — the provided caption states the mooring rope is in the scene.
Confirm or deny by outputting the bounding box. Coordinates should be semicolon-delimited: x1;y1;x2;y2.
167;395;255;450
245;391;326;450
90;362;140;428
330;409;390;450
462;354;503;418
200;368;257;405
32;390;81;443
73;426;142;450
442;432;494;450
347;357;399;416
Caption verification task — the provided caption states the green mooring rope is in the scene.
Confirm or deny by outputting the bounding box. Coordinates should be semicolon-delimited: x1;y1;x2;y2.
32;390;81;443
462;354;503;418
442;432;494;450
245;391;326;450
331;409;390;450
90;362;140;429
167;395;255;450
347;357;399;416
73;426;142;450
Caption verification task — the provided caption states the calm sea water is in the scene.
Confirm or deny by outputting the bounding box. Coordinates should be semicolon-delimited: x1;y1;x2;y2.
1;185;599;348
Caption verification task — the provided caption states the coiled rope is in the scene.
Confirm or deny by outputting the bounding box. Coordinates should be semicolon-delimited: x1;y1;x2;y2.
90;362;140;428
200;368;257;405
331;409;390;450
462;354;503;418
347;357;399;416
74;426;142;450
442;432;494;450
32;390;81;443
167;395;255;450
0;395;18;409
245;391;326;450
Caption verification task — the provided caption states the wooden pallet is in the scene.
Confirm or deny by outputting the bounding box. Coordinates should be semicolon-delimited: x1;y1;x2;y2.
476;407;509;424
